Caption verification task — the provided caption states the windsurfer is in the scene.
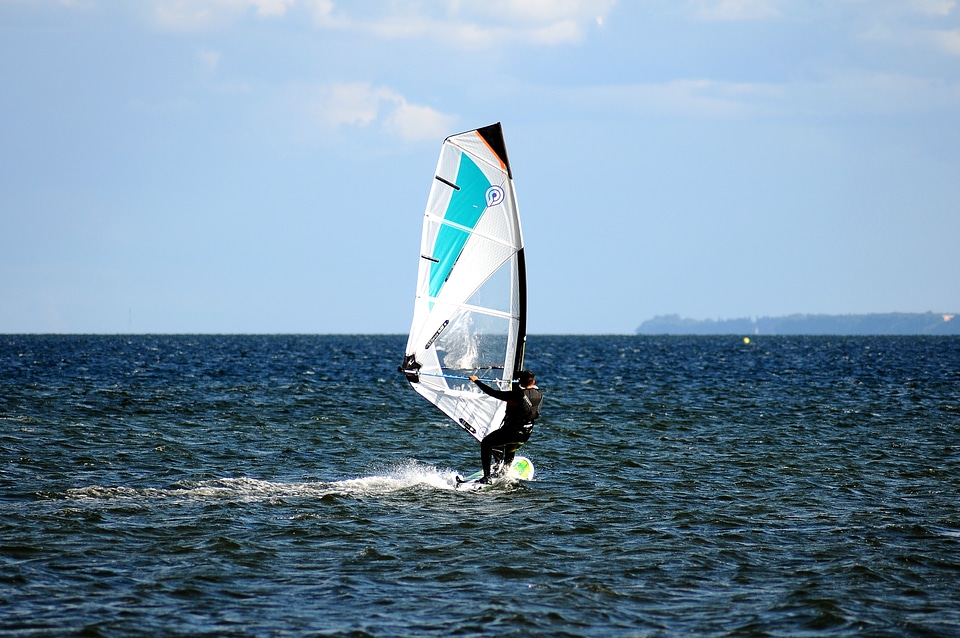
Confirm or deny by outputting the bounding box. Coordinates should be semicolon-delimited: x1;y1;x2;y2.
468;370;542;483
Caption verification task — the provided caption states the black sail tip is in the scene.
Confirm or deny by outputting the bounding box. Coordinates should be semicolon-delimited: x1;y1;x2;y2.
475;122;512;179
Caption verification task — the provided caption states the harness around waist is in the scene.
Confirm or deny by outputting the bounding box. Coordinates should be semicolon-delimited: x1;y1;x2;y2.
502;422;534;439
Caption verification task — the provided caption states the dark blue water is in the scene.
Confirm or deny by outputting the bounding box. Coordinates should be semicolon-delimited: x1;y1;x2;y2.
2;335;959;636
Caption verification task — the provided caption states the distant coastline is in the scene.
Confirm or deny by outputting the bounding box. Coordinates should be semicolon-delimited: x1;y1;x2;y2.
636;312;960;335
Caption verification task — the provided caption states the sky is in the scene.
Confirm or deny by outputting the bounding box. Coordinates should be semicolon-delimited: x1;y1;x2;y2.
2;0;959;334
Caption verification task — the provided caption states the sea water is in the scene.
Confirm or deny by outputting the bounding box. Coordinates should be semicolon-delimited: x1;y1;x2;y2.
1;334;958;637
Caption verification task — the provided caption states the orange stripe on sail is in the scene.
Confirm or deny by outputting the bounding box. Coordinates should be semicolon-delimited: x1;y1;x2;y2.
475;131;507;173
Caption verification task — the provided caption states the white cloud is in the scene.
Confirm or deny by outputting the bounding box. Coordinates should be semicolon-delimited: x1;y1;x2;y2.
305;0;344;27
249;0;295;17
691;0;783;21
569;80;784;118
313;82;393;128
198;48;221;70
151;0;295;30
565;70;960;119
301;82;455;142
928;28;960;54
903;0;956;16
858;17;960;58
367;16;585;49
384;102;457;142
145;0;615;46
809;69;960;114
875;24;960;56
456;0;617;25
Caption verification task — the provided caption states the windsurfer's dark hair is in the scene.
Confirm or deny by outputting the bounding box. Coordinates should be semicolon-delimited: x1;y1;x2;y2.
518;370;535;386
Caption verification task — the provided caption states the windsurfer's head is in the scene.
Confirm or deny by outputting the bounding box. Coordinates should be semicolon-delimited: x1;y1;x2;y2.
518;370;535;387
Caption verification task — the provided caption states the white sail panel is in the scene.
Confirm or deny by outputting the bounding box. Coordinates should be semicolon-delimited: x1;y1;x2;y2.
400;123;526;442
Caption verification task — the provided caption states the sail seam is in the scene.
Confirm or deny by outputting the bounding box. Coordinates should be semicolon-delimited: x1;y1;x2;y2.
447;140;508;176
417;300;517;321
424;216;521;252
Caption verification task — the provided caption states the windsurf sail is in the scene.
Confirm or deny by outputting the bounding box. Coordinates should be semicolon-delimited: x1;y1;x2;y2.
399;123;526;442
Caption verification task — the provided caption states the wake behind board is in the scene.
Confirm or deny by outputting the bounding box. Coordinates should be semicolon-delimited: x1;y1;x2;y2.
455;456;534;491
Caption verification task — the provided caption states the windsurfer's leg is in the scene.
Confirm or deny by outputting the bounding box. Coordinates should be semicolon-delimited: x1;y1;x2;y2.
481;428;509;479
480;435;495;479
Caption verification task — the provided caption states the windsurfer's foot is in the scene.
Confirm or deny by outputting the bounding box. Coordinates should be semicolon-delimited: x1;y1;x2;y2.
477;476;491;485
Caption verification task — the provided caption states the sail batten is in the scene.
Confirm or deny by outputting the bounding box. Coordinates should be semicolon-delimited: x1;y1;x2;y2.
400;123;525;443
434;175;460;190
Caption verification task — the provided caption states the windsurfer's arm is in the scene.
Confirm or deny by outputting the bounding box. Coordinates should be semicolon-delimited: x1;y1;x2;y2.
468;375;493;394
469;376;515;403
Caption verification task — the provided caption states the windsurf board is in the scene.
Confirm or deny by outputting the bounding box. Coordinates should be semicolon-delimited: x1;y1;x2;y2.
455;456;534;490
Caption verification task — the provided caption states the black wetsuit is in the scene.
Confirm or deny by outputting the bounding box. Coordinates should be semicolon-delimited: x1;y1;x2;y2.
472;379;543;479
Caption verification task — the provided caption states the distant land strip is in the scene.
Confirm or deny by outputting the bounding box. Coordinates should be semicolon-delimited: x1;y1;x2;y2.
636;312;960;335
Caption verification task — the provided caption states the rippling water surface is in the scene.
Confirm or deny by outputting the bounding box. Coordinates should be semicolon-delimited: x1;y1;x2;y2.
2;335;959;636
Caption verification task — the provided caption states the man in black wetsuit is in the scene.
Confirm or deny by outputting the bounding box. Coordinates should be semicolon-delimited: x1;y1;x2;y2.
467;369;543;483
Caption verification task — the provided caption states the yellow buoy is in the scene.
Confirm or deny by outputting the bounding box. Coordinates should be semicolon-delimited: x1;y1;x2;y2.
743;337;751;344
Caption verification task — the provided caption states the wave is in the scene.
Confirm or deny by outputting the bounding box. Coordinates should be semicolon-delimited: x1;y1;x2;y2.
59;460;463;503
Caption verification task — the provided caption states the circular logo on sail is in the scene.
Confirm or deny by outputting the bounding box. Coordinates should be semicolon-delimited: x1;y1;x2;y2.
485;185;505;208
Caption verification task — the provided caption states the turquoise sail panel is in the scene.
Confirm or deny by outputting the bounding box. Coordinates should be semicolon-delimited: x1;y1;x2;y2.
428;154;491;298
